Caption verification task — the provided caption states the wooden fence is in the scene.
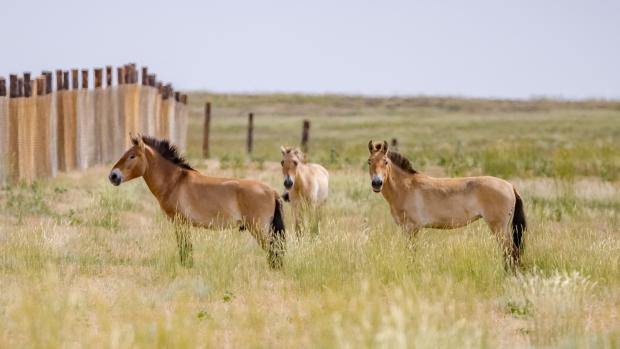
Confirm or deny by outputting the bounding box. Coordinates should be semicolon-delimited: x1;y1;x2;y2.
0;63;189;184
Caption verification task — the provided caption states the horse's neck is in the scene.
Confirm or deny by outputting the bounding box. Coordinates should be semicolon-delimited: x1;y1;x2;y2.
142;148;183;202
294;164;309;192
382;165;418;204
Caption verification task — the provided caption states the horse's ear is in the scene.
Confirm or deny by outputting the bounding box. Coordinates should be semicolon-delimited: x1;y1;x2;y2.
280;146;287;155
130;132;145;151
368;140;374;154
382;140;389;154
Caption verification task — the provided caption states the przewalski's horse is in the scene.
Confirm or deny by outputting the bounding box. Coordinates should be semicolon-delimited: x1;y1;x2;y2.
109;135;286;269
367;140;526;268
280;146;329;234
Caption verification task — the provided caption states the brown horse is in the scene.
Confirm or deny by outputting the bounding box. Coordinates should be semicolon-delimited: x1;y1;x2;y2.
367;140;526;268
280;146;329;233
109;135;285;268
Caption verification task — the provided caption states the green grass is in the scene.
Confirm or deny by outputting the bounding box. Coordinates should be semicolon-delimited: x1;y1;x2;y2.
1;94;619;348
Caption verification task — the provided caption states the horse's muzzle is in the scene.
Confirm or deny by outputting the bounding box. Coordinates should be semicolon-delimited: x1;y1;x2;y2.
371;176;383;192
283;177;293;190
109;170;122;186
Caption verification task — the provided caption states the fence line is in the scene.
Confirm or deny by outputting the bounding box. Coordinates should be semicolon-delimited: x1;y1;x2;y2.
0;63;189;184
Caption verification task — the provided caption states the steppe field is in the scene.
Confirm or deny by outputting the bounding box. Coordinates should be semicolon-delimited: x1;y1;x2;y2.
1;94;619;348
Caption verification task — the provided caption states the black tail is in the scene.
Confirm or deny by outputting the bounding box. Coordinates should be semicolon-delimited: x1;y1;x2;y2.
512;189;526;265
268;196;286;269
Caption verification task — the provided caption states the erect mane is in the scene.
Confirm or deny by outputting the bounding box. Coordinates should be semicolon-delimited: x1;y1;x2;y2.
387;151;418;174
283;147;306;163
138;136;195;170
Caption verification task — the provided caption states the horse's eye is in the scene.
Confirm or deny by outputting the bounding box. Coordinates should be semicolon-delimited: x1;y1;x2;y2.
384;160;388;165
129;155;136;160
367;160;371;165
293;161;298;166
280;160;284;166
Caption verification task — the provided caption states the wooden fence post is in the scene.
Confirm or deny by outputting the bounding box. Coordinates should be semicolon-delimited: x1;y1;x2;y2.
36;76;45;96
9;75;18;98
23;73;32;97
81;69;89;89
301;120;310;153
203;102;211;158
247;112;254;155
390;138;399;151
117;67;124;85
63;71;70;90
94;68;103;88
141;67;148;85
43;71;52;94
55;70;63;91
105;66;113;87
0;77;5;97
70;69;78;90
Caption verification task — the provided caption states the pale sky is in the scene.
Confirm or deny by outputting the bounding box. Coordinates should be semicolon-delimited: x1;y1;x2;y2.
3;0;619;99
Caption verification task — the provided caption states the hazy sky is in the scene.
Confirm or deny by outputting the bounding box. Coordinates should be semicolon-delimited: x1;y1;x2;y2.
3;0;619;99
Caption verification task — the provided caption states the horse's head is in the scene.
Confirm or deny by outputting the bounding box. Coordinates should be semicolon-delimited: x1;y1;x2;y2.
109;134;148;186
280;146;305;190
367;140;390;193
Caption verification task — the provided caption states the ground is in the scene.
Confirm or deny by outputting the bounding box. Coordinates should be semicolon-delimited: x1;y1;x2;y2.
1;94;619;348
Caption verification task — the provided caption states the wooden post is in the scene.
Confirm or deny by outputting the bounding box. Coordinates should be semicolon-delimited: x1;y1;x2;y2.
117;67;124;85
71;69;79;90
9;75;18;98
390;138;399;151
36;76;45;96
203;102;211;158
163;84;172;99
105;66;113;87
247;112;254;155
56;70;63;91
0;77;5;97
148;74;156;87
81;69;89;89
43;71;53;94
123;64;130;84
174;91;180;102
180;94;188;104
23;73;32;97
301;120;310;153
141;67;148;85
94;68;103;88
62;71;70;90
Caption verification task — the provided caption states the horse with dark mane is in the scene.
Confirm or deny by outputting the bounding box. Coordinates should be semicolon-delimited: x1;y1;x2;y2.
109;135;285;269
367;140;526;269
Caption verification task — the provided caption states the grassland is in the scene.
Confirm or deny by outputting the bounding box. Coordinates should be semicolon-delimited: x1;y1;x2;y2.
1;94;619;348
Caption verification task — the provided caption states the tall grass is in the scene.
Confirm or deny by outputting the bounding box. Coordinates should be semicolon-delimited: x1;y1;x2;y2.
1;95;619;347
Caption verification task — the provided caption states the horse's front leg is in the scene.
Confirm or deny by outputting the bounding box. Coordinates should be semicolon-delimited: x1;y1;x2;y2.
173;215;193;268
292;201;307;236
391;209;419;245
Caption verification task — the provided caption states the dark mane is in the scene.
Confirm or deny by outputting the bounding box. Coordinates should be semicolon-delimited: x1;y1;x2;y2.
139;136;194;170
387;151;418;174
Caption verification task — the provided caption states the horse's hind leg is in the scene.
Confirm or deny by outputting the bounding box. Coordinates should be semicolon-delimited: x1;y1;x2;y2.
486;218;516;271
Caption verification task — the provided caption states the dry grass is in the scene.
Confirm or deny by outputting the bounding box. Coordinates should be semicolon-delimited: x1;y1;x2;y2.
1;94;619;348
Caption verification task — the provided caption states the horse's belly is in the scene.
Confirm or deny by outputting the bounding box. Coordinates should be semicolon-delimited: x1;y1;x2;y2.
175;195;241;229
413;196;481;229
